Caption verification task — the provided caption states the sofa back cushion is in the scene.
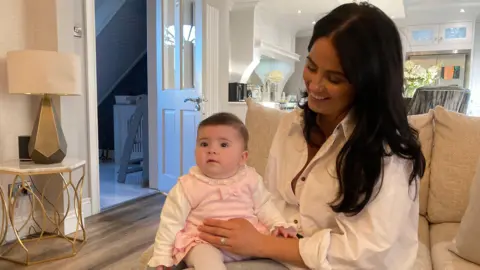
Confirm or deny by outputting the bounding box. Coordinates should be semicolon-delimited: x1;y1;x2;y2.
245;99;287;177
449;157;480;265
408;111;434;216
428;106;480;223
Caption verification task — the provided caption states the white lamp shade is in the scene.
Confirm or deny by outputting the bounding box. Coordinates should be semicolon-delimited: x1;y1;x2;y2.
6;50;82;96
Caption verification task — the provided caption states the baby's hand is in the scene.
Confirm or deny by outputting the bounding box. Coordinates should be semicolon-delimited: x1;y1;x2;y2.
156;266;173;270
271;226;297;238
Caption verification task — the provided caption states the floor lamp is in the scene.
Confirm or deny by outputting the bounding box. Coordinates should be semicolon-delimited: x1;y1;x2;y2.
6;50;82;164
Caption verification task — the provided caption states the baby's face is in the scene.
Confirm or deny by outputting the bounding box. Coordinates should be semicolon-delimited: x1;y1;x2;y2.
195;125;247;179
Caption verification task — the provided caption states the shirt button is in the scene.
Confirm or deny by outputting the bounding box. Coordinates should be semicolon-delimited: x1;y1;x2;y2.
294;219;298;224
300;177;306;181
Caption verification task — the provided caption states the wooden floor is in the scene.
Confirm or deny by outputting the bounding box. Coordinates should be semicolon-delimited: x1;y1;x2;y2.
0;193;165;270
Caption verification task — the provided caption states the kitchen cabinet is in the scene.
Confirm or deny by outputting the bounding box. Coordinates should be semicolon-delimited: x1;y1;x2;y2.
403;22;473;50
407;24;440;46
439;22;472;44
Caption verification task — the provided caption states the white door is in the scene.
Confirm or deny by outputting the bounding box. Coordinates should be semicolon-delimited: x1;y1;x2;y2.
147;0;222;192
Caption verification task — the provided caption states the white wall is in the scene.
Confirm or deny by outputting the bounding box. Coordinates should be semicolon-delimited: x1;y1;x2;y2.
0;0;37;242
229;6;255;82
0;2;34;161
216;0;232;113
283;36;309;96
254;7;295;53
229;4;297;84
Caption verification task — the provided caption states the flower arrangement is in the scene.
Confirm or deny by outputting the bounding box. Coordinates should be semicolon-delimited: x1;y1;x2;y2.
404;60;441;97
266;70;284;83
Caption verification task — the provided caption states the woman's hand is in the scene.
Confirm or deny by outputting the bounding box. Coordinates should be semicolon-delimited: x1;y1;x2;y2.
198;218;267;257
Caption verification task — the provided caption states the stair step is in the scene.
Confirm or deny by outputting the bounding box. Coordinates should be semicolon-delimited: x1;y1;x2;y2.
128;158;143;164
126;165;143;174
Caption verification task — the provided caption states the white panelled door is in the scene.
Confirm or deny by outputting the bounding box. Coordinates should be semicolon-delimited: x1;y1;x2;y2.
147;0;221;192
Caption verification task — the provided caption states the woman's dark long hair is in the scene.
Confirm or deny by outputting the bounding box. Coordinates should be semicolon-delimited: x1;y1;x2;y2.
301;2;425;216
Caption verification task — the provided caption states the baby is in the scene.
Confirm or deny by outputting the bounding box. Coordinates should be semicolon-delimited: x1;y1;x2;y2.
148;112;295;270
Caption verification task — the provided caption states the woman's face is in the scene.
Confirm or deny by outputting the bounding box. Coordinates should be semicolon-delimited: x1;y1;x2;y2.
303;37;354;118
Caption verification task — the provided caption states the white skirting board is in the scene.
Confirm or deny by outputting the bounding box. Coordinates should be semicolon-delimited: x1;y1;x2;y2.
4;197;92;243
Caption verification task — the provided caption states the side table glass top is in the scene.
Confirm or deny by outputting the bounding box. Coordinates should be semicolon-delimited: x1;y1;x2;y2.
0;158;86;174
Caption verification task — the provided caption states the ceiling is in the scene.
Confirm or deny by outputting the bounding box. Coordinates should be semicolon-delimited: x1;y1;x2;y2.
231;0;480;35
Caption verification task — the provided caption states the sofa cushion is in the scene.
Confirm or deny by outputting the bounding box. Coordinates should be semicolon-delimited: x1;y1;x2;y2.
408;111;434;216
414;216;432;270
449;158;480;265
245;99;287;177
430;223;480;270
428;106;480;223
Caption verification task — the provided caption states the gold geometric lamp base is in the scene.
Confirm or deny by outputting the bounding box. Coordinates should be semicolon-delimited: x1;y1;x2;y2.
28;94;67;164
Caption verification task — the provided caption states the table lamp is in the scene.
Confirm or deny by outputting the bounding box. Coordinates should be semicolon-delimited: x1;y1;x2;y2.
6;50;81;164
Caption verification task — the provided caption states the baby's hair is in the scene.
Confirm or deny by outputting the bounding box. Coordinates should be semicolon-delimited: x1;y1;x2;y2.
198;112;249;150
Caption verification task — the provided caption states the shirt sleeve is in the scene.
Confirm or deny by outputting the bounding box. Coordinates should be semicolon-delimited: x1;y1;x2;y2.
298;157;419;270
148;183;192;267
253;173;294;230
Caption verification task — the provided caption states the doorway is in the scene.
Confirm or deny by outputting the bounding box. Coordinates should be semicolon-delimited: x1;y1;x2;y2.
94;0;157;210
84;0;227;215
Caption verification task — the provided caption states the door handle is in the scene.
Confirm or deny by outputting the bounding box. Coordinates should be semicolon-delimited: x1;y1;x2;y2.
184;97;208;111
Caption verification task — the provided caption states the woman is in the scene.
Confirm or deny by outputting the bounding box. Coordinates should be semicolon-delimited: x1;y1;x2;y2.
199;2;425;270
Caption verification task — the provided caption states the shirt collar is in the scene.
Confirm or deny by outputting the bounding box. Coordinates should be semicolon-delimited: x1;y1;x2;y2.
290;109;356;141
336;110;356;139
189;165;246;185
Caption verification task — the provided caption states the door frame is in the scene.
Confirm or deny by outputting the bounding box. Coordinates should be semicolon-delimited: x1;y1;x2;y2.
84;0;101;215
83;0;222;215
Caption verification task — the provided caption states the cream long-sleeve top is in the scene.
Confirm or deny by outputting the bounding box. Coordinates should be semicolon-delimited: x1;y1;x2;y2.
147;166;294;268
266;109;419;270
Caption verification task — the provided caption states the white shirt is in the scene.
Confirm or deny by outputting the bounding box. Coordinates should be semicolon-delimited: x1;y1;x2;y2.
265;109;419;270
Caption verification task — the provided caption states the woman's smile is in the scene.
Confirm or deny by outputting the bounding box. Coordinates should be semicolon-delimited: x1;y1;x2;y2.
308;92;331;101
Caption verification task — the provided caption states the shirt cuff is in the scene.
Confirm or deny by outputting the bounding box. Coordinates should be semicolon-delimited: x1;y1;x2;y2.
148;256;174;268
298;229;332;270
270;221;297;232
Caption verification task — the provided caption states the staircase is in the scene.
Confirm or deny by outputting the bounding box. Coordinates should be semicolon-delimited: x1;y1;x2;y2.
95;0;148;159
98;55;148;152
95;0;147;105
95;0;126;35
116;95;149;187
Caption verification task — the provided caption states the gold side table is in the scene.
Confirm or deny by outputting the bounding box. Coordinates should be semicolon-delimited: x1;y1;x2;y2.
0;158;87;265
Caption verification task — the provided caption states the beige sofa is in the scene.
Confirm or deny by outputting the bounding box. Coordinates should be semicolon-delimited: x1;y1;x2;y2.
140;101;480;269
407;106;480;270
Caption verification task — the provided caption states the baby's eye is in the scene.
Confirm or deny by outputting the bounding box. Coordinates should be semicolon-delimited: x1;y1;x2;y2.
200;142;208;147
220;142;229;148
